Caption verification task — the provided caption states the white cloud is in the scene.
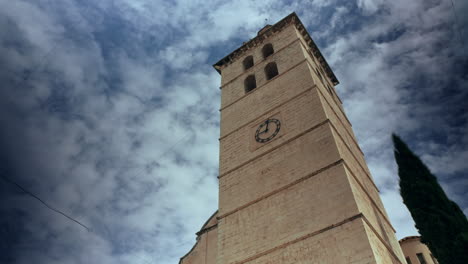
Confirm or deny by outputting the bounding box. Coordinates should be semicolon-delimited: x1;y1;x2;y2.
330;6;349;29
0;0;467;263
322;0;468;240
356;0;384;14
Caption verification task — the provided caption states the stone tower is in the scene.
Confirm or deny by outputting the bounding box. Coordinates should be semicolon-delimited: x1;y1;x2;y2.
180;12;406;264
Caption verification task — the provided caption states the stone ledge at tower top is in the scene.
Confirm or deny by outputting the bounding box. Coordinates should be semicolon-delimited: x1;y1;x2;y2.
213;12;339;86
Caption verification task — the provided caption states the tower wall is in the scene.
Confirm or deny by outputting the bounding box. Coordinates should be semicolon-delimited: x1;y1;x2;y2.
181;12;406;264
219;24;299;88
216;14;405;264
239;218;378;264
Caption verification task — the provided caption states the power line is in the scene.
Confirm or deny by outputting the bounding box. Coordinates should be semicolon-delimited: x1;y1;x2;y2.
0;104;218;256
1;3;209;263
0;174;91;231
124;107;219;183
1;173;159;264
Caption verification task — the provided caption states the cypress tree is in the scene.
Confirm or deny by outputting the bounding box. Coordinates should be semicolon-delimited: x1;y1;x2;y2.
392;134;468;264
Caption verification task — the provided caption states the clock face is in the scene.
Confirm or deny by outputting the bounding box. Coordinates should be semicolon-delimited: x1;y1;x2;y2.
255;118;281;143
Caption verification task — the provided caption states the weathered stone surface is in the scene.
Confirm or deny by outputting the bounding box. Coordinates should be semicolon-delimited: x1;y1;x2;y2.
180;12;405;264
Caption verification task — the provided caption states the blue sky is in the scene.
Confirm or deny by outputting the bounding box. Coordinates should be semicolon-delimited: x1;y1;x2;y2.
0;0;467;263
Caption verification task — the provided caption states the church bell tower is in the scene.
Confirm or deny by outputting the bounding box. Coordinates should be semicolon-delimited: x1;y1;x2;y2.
180;12;406;264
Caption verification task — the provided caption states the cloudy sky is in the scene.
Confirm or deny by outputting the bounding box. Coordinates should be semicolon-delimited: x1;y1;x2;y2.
0;0;467;263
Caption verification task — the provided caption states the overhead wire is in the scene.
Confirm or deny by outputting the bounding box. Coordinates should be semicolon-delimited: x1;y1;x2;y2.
1;2;96;232
2;1;219;262
0;173;92;231
122;106;219;185
0;172;156;264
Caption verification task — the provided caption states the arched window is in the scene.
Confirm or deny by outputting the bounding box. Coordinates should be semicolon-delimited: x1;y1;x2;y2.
262;43;274;58
416;253;427;264
244;75;257;92
243;56;254;70
264;62;279;80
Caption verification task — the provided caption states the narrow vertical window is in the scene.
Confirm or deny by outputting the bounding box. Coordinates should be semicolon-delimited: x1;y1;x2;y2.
430;254;438;264
244;75;257;92
416;253;427;264
264;62;279;80
243;56;254;70
406;257;412;264
262;43;274;58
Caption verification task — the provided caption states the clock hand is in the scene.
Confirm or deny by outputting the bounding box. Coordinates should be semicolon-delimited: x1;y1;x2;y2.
264;120;270;133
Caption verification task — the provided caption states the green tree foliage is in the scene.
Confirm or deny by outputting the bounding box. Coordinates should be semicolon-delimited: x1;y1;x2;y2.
392;134;468;264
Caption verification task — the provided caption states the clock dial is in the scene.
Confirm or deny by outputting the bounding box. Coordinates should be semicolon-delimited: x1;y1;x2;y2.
255;118;281;143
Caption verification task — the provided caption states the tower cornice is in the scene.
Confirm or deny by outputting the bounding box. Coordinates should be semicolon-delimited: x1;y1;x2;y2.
213;12;339;85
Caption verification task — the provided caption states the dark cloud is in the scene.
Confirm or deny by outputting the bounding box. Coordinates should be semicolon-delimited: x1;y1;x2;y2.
1;0;467;263
316;0;468;226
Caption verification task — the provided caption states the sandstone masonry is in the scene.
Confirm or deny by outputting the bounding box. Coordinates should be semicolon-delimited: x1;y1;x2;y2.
180;12;406;264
